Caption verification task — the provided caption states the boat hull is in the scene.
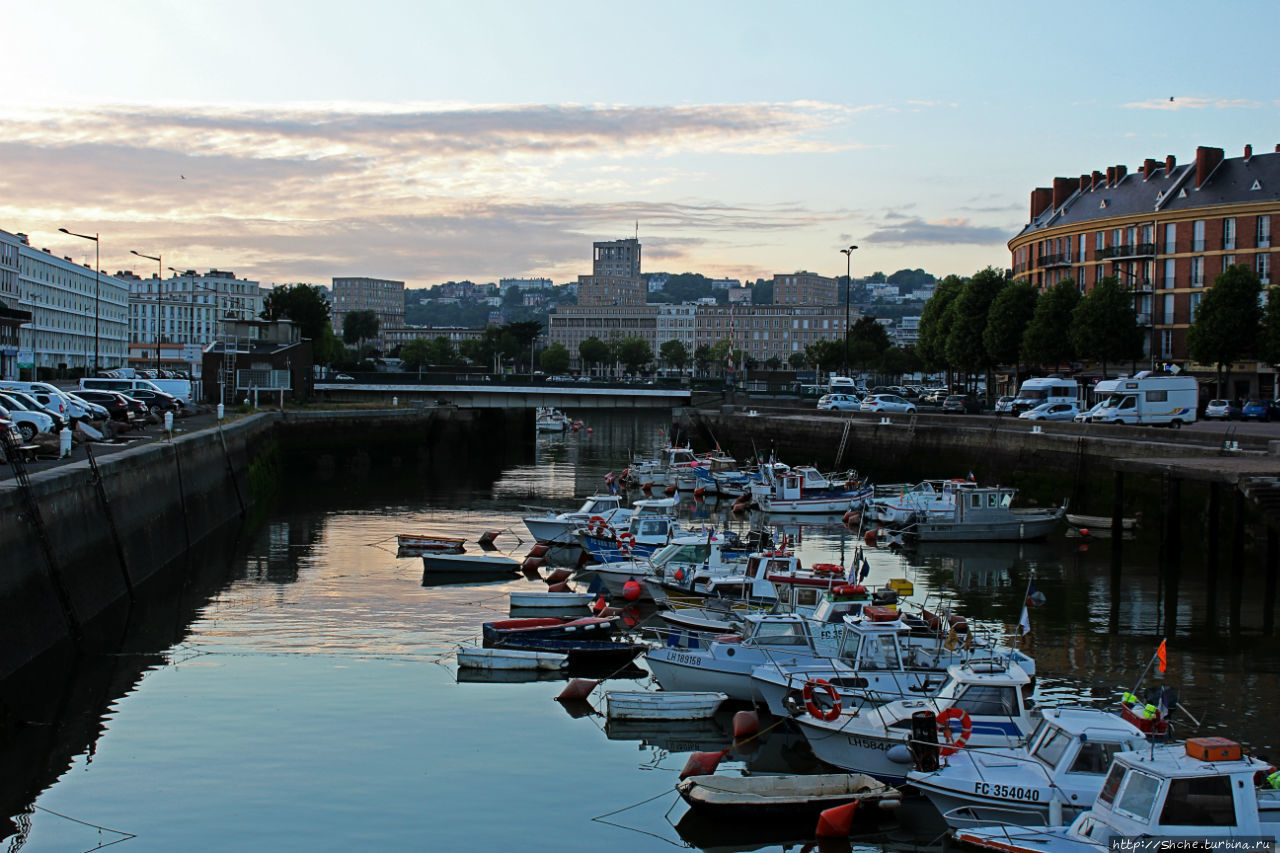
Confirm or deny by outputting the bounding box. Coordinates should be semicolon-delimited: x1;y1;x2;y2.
604;690;727;720
456;647;567;671
914;512;1063;542
422;553;521;574
676;772;896;820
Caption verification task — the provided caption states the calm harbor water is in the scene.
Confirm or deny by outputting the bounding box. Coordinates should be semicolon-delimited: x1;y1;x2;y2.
6;410;1279;852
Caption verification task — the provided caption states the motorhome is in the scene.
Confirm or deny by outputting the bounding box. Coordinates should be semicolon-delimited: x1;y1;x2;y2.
1091;372;1198;427
1011;376;1078;414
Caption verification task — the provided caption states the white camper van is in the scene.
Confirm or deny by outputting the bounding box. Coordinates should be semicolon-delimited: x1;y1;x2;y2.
1091;373;1198;427
1011;376;1078;414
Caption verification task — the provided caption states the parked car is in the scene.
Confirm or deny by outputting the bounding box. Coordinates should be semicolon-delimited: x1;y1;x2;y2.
1203;399;1243;420
65;391;111;422
1020;401;1081;422
333;373;354;381
993;395;1015;414
74;389;142;423
0;413;23;449
1074;402;1107;423
0;395;55;442
817;393;861;412
125;387;183;415
941;394;982;414
0;389;70;431
1242;399;1280;422
860;394;917;414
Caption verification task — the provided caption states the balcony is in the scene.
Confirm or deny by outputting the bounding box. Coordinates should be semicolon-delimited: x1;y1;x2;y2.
1135;312;1153;326
1097;243;1156;260
1038;253;1072;268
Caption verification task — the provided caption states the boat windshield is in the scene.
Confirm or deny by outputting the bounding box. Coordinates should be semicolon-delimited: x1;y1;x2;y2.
748;620;810;647
950;684;1019;716
1032;725;1073;768
654;543;711;565
1113;769;1162;821
837;632;861;662
857;634;902;670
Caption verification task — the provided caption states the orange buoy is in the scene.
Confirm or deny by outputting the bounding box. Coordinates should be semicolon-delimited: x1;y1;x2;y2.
591;595;608;615
556;678;599;702
679;750;725;779
864;530;876;546
733;710;759;738
694;487;706;498
815;801;859;837
1079;527;1091;537
665;485;676;496
547;581;571;592
544;568;572;585
622;579;642;601
528;543;550;558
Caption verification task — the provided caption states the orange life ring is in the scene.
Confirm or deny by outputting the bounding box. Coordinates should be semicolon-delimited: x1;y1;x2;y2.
812;563;842;576
588;515;605;527
617;532;636;553
803;678;841;722
937;707;972;755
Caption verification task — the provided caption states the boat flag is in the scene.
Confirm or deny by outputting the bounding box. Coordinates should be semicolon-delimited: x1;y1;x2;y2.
858;554;871;582
1156;639;1167;673
1157;686;1169;719
968;471;975;481
1019;602;1031;635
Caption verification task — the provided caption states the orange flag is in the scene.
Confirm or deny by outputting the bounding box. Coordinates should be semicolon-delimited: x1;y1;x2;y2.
1156;639;1167;673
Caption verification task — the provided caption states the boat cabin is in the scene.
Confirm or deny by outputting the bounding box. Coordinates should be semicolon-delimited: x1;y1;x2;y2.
738;614;820;651
1068;740;1280;843
1024;708;1148;778
954;487;1018;520
575;494;624;516
632;497;678;517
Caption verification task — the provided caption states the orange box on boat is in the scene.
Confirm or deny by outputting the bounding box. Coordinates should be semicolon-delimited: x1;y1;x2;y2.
1185;737;1242;761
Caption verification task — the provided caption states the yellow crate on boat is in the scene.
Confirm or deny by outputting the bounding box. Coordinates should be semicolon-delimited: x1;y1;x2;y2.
887;578;914;597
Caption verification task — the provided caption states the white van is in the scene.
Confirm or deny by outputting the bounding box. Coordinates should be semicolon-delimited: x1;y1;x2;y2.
1012;376;1078;414
1092;373;1198;428
80;377;193;405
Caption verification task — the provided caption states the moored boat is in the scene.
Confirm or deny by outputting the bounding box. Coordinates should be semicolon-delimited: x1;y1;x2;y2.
604;690;727;720
911;486;1067;542
482;615;616;646
1066;512;1138;531
422;552;521;575
456;646;568;671
676;772;900;820
508;590;594;610
396;533;467;555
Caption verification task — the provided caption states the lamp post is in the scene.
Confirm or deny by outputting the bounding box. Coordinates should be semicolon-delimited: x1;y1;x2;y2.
131;250;163;372
60;227;100;376
840;245;858;376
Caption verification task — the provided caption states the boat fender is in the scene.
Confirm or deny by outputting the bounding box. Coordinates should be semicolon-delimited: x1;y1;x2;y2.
521;556;545;572
591;595;608;615
545;568;572;585
877;796;902;811
732;710;759;738
863;530;876;547
803;678;842;722
547;581;571;592
679;750;727;780
673;567;685;582
622;580;642;601
556;678;599;702
815;801;858;838
886;744;914;765
664;485;676;496
936;707;972;755
528;543;550;558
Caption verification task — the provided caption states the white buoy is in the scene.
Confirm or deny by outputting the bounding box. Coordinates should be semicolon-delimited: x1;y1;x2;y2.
1048;795;1063;826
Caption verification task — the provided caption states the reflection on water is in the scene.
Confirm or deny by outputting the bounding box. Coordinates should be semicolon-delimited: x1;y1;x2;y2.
4;409;1280;852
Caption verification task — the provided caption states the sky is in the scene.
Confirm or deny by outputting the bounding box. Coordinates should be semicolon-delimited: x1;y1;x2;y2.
1;0;1278;290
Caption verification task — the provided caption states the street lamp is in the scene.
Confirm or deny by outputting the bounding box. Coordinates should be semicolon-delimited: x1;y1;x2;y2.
840;245;858;376
131;250;163;372
60;227;100;376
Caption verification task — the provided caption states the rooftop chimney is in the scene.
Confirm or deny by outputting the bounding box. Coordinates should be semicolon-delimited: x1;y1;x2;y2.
1114;165;1128;184
1195;145;1224;189
1079;174;1090;193
1030;187;1053;220
1244;144;1253;161
1165;154;1176;175
1052;177;1075;209
1092;170;1104;190
1143;158;1158;180
1106;166;1116;187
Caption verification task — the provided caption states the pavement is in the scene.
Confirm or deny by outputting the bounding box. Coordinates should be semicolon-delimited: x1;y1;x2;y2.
1;408;232;481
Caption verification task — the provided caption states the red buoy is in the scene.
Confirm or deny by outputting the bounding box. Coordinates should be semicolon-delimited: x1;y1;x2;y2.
591;595;608;615
665;485;676;496
528;543;550;558
622;580;642;601
733;710;759;738
815;801;859;837
521;556;545;572
544;568;571;585
547;581;571;592
1079;527;1091;537
679;750;725;779
864;530;877;546
556;678;599;702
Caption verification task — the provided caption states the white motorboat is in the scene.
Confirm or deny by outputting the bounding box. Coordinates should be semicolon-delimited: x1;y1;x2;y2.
604;690;727;720
954;738;1280;853
789;659;1039;784
585;531;753;602
535;406;571;432
522;494;629;545
624;445;706;488
908;706;1149;829
912;486;1067;542
577;500;681;563
867;479;976;526
676;772;899;819
456;646;567;671
758;465;873;515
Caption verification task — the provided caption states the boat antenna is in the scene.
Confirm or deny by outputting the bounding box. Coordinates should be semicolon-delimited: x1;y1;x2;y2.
1128;638;1167;701
1012;567;1037;652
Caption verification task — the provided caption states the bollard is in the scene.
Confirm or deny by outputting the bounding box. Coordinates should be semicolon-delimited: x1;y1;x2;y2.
163;411;174;433
880;416;891;425
1032;424;1042;434
59;426;72;458
392;396;398;407
216;402;225;420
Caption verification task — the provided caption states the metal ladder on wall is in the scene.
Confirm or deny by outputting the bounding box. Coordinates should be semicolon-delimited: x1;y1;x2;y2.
833;418;853;470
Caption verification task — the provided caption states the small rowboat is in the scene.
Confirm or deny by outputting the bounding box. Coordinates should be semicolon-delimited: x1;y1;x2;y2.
1066;512;1138;531
422;553;521;575
676;772;899;819
605;690;727;720
482;616;615;646
397;533;466;554
508;590;594;610
456;646;567;671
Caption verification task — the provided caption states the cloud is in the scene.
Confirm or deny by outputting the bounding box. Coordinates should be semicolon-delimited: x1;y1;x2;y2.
1123;96;1268;111
862;216;1011;247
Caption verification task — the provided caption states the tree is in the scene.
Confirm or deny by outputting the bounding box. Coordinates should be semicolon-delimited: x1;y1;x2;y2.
503;320;544;371
1259;284;1280;367
400;338;432;370
659;339;690;372
849;316;892;354
765;356;782;370
1069;276;1143;378
616;337;652;373
982;280;1039;381
946;267;1008;390
342;310;381;355
261;284;331;342
578;337;609;374
707;338;733;368
804;339;843;375
787;352;807;370
1187;264;1263;397
878;346;910;378
916;275;964;375
694;345;713;374
1022;280;1080;371
539;342;571;375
